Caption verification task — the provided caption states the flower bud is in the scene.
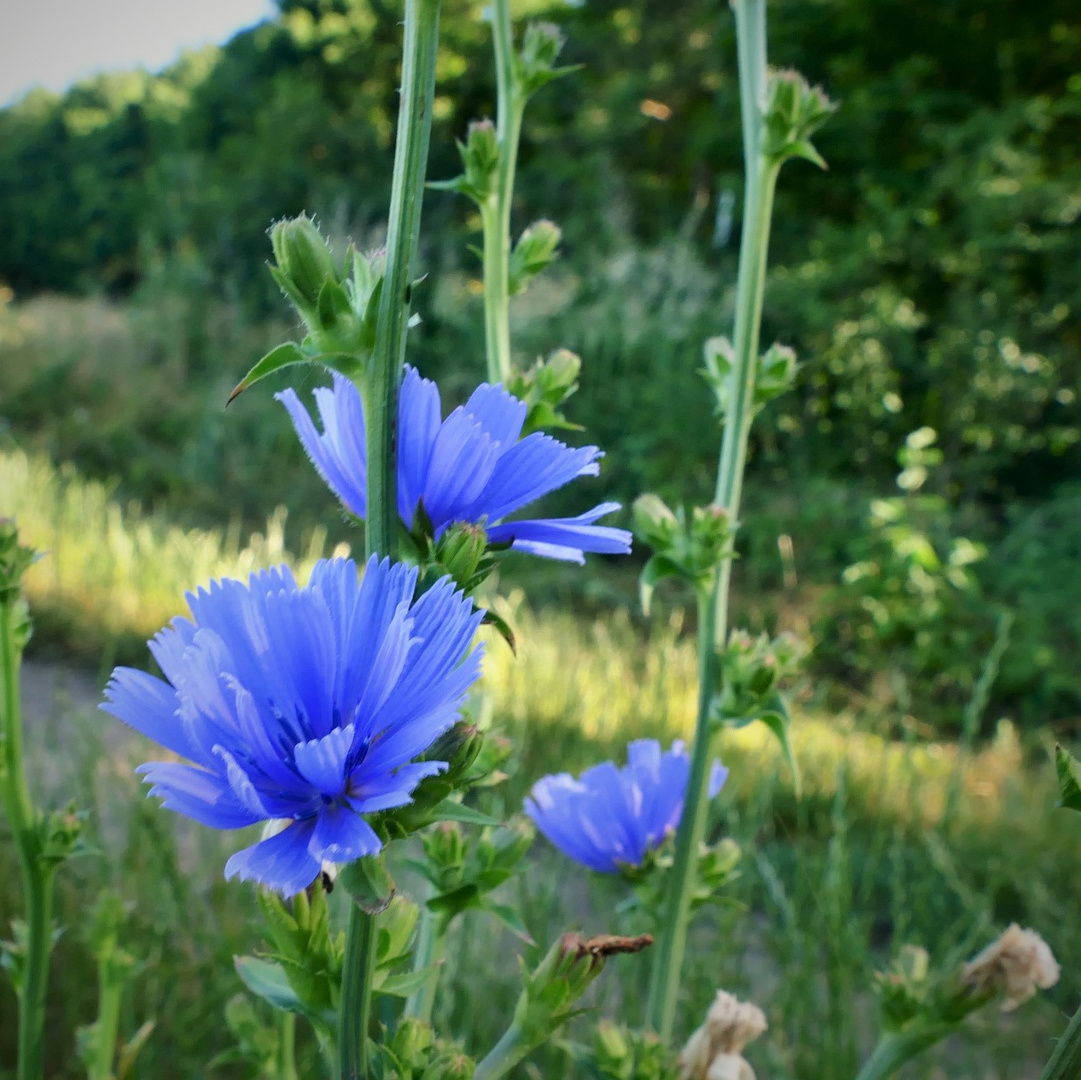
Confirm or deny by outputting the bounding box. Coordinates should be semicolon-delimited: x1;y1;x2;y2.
465;119;500;197
270;215;338;312
392;1017;433;1068
432;1049;476;1080
633;494;680;550
761;69;834;168
508;220;562;296
434;522;489;591
423;822;468;891
517;22;566;96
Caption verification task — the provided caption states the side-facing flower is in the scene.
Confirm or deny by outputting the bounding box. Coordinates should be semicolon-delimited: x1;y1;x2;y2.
101;557;483;896
277;368;632;564
524;740;728;873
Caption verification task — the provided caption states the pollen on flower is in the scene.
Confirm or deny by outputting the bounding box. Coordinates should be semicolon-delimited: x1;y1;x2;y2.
961;924;1060;1011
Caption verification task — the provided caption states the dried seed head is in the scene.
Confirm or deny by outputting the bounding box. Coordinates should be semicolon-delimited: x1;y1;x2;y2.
962;924;1060;1011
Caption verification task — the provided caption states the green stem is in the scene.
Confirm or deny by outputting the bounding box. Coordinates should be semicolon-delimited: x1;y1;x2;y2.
403;905;448;1023
853;1027;954;1080
1039;1001;1081;1080
645;0;778;1041
1;601;55;1080
89;966;122;1080
364;0;443;557
474;1022;527;1080
339;907;378;1080
482;0;522;383
340;0;441;1072
278;1012;299;1080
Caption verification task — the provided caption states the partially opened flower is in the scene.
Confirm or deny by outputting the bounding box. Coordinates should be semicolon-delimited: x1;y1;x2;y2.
101;557;483;896
277;368;632;564
524;740;728;873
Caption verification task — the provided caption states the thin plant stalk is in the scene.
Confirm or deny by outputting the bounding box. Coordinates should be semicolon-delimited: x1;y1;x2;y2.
481;0;522;383
339;0;442;1073
852;1027;955;1080
362;0;443;558
0;593;56;1080
278;1013;299;1080
474;1022;527;1080
1038;1002;1081;1080
645;0;778;1040
403;903;448;1023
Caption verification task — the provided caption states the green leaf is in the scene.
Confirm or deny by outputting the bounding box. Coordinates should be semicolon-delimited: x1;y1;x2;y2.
481;606;517;653
316;277;354;331
430;799;503;828
339;855;397;914
378;966;440;997
1056;745;1081;813
234;956;309;1016
227;343;310;404
760;691;801;798
639;554;686;616
115;1019;156;1080
483;900;533;942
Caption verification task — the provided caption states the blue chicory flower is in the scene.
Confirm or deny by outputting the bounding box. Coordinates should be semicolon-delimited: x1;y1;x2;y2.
524;739;728;873
101;556;483;896
277;368;632;564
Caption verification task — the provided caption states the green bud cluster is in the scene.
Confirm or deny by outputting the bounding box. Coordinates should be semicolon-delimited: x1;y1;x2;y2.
633;495;735;611
0;519;36;610
238;886;429;1035
702;336;798;420
511;934;653;1051
38;801;85;868
506;349;582;436
578;1021;679;1080
375;1018;475;1080
760;68;835;169
228;215;388;403
709;629;808;793
514;23;573;99
624;838;741;929
421;819;535;933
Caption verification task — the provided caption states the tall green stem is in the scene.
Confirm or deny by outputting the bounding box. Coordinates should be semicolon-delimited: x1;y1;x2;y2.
339;0;441;1074
1;599;55;1080
1039;1001;1081;1080
645;0;776;1040
339;909;378;1080
481;0;522;383
363;0;442;557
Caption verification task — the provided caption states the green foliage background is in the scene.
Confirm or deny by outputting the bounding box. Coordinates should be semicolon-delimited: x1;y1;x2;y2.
0;0;1079;726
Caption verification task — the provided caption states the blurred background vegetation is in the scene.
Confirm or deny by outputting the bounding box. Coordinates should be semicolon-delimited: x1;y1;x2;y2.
1;0;1080;1074
1;0;1079;730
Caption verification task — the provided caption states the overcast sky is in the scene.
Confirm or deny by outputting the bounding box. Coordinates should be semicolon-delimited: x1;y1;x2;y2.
0;0;276;105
